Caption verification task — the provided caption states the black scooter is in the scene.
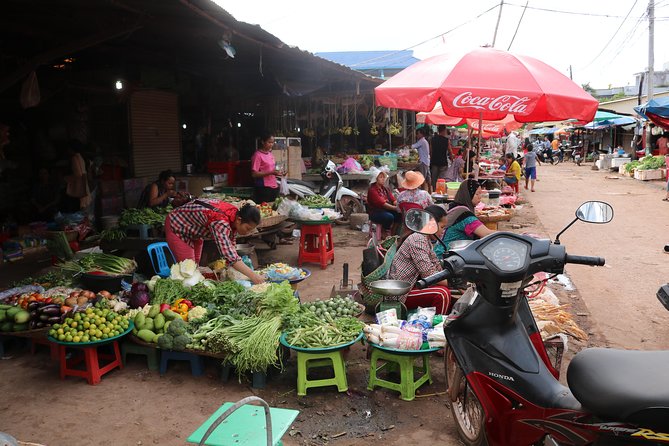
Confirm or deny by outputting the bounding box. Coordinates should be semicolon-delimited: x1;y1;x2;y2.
406;203;669;446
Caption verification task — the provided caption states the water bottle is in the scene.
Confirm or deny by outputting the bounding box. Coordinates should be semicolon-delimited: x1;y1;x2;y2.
361;223;370;233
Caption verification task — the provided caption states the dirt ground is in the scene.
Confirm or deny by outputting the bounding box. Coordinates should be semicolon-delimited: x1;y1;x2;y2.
1;160;668;445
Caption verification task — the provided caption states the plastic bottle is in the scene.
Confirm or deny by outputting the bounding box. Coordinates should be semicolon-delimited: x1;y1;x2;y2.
436;179;447;194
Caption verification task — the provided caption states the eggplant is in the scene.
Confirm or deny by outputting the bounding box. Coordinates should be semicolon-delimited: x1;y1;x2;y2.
36;321;45;328
29;310;39;319
47;316;62;324
27;302;41;312
39;307;61;317
39;314;50;322
39;304;60;311
28;320;37;330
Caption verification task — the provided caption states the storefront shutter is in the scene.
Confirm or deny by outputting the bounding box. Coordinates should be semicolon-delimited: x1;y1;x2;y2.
129;90;181;178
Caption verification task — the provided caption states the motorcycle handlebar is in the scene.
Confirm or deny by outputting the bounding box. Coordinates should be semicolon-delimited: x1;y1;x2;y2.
564;254;605;267
416;268;451;289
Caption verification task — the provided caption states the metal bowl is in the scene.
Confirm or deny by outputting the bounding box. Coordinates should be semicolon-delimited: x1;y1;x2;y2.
368;280;412;296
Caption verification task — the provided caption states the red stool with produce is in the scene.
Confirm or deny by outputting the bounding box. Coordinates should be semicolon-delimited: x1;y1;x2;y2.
297;222;334;270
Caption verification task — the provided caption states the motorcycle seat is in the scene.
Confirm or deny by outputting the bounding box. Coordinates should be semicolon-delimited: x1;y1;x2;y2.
567;348;669;427
287;178;318;189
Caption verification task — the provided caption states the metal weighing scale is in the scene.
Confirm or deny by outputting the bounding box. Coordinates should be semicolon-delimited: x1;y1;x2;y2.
368;279;411;320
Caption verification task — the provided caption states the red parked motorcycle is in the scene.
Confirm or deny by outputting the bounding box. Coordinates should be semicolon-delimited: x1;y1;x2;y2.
407;202;669;446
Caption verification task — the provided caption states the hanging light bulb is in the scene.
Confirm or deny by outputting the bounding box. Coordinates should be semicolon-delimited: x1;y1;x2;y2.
115;80;124;90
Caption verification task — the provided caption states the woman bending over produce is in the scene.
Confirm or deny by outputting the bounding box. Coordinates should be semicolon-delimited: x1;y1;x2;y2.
387;205;452;314
165;199;265;284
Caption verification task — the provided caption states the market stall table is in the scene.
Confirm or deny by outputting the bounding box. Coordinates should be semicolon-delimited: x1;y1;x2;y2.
478;173;505;189
301;171;398;188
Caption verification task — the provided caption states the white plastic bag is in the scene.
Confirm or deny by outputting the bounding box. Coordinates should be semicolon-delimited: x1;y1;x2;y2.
279;176;289;195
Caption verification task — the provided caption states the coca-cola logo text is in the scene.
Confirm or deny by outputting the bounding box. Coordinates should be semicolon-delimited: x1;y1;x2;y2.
453;92;531;114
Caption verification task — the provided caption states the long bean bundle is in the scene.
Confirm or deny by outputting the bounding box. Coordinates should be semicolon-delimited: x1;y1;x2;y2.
286;316;364;349
217;316;283;376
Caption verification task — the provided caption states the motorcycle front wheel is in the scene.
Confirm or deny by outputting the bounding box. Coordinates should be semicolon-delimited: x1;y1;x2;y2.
446;347;488;446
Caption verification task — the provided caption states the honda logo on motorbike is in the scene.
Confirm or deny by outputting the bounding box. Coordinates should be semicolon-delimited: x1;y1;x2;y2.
453;92;531;114
488;371;515;381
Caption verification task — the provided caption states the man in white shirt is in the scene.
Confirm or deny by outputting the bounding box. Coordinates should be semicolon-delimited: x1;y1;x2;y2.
411;127;431;192
506;132;519;158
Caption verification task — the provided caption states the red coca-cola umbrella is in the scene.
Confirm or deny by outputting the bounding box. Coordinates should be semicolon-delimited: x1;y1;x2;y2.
375;47;598;123
416;103;523;137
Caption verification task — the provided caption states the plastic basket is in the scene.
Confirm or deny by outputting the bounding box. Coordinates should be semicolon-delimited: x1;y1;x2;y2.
378;151;398;170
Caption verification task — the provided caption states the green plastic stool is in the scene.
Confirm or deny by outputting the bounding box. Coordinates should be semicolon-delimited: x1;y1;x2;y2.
187;396;299;446
368;346;433;401
296;350;348;396
122;342;160;371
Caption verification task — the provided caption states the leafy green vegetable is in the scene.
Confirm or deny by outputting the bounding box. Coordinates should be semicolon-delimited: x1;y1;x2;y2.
624;160;640;173
187;280;245;307
256;282;299;318
638;155;666;170
150;278;187;305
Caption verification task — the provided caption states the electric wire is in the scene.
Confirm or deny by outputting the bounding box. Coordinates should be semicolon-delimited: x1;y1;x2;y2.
507;0;529;51
347;2;500;68
505;2;651;19
582;0;640;69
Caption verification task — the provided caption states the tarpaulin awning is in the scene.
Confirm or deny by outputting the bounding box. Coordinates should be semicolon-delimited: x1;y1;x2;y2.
634;98;669;129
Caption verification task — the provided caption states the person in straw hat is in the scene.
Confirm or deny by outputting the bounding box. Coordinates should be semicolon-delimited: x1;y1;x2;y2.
397;170;433;209
366;166;401;238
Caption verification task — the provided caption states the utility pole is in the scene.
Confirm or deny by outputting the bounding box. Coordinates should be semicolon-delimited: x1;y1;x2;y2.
648;0;655;101
569;65;573;80
492;0;504;47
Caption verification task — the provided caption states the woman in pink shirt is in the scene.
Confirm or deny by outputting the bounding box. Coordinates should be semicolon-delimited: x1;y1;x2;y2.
251;131;282;203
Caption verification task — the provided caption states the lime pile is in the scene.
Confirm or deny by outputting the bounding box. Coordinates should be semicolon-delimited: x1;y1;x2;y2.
307;296;361;319
48;308;129;343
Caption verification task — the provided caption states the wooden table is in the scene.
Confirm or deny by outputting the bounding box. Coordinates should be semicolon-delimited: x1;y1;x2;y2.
478;174;505;189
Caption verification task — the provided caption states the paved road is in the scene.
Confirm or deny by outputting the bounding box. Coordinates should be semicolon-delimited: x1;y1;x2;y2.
523;161;669;350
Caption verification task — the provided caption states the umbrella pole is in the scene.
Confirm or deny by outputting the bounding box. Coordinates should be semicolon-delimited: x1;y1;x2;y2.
466;127;472;176
477;112;483;161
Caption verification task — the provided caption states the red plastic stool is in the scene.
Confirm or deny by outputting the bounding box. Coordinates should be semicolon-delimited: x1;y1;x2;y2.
56;340;123;385
298;223;334;270
31;337;59;360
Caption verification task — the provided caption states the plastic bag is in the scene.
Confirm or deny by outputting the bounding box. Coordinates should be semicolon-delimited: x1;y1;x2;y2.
341;157;363;173
277;197;299;216
279;176;289;195
376;308;399;326
408;306;436;328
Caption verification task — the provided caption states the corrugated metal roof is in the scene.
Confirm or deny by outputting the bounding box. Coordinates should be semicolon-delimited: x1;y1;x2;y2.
315;51;419;70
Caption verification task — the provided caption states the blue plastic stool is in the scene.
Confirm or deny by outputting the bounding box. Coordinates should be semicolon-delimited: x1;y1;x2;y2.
160;350;205;376
147;242;177;278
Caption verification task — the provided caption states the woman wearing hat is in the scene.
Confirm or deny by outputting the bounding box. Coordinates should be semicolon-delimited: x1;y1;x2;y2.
388;205;452;315
440;178;494;255
397;170;433;209
366;167;401;238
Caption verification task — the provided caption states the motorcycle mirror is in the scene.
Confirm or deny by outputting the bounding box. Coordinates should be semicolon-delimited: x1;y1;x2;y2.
575;201;614;224
554;201;613;245
405;209;438;235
